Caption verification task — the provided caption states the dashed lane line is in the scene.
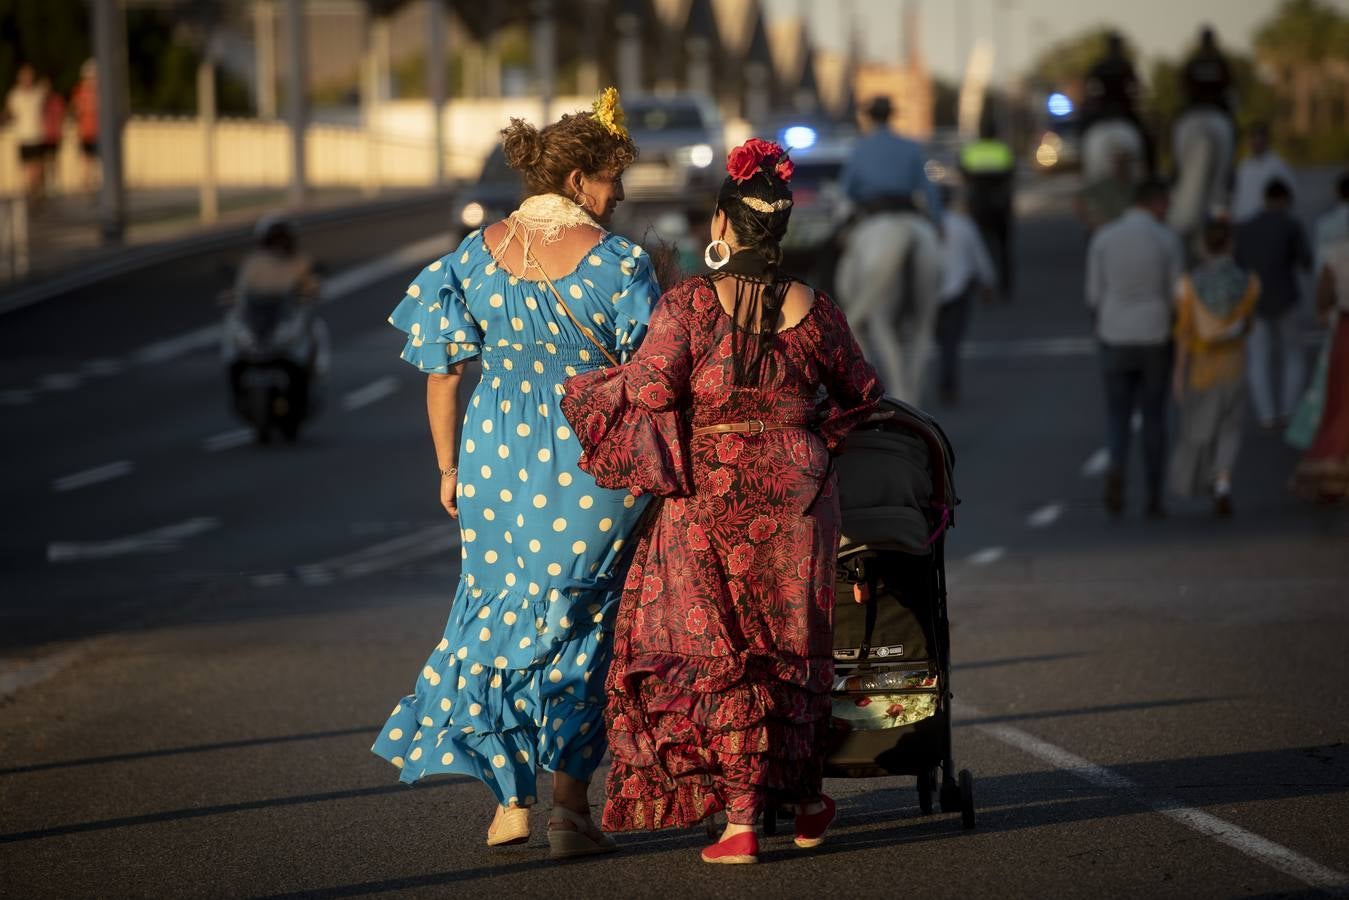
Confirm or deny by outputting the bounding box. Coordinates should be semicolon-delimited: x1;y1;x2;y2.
52;460;135;493
967;707;1349;896
251;523;459;588
202;428;254;453
1081;447;1111;478
1026;502;1063;528
342;375;399;411
967;546;1006;566
47;516;219;563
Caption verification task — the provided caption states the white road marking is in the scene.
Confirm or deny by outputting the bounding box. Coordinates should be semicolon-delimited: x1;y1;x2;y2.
0;644;89;701
967;546;1006;566
38;372;81;391
82;358;126;377
52;460;134;493
342;375;398;411
1026;503;1063;528
203;428;254;452
132;324;220;366
47;516;219;563
249;524;459;589
971;713;1349;895
963;335;1095;360
1081;447;1111;478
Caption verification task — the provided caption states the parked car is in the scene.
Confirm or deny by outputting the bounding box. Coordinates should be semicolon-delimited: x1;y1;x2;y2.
453;145;523;239
621;95;725;201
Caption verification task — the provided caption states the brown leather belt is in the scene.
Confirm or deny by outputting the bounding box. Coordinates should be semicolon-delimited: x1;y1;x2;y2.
691;419;808;437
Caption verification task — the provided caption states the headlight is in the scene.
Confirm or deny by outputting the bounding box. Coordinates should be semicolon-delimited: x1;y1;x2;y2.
1035;144;1059;167
461;202;485;228
783;125;817;150
688;144;714;168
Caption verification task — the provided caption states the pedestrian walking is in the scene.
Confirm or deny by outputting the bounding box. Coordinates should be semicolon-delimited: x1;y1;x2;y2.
1235;178;1312;430
370;89;659;859
1086;179;1185;517
70;60;100;192
39;75;66;193
835;95;943;406
1231;123;1295;223
1287;172;1349;449
935;187;997;406
562;138;883;864
5;64;48;203
1313;171;1349;268
1169;219;1259;516
1291;238;1349;502
958;116;1015;298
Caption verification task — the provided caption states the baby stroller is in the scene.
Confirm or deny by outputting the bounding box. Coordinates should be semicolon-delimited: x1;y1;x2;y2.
765;396;973;834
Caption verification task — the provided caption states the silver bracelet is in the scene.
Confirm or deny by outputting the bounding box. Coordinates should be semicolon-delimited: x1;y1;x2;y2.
439;466;458;477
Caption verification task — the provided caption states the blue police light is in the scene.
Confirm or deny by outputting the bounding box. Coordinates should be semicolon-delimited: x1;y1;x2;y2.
1047;92;1073;118
783;125;818;151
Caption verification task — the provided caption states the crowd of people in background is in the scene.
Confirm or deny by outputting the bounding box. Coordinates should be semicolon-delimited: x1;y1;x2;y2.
1075;25;1349;513
3;60;100;205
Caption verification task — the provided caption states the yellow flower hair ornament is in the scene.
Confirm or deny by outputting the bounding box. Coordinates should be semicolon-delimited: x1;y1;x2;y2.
592;87;629;141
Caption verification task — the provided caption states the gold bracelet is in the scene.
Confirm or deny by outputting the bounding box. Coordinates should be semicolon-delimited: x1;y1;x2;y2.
439;466;458;477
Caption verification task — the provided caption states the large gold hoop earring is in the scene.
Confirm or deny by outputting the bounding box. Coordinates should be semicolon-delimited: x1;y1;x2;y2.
574;192;588;209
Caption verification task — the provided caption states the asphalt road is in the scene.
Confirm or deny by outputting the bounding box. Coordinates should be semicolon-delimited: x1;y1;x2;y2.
1;179;1347;899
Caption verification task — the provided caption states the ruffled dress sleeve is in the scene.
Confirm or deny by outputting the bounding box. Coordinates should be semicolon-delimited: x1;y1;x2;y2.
561;282;695;498
813;292;885;452
387;239;483;374
608;239;661;362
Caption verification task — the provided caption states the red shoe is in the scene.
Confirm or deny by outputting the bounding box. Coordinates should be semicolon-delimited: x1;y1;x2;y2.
794;795;836;848
700;830;759;864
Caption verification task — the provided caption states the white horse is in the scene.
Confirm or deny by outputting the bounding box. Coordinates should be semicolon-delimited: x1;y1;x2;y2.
1168;108;1235;245
835;212;943;406
1082;119;1146;186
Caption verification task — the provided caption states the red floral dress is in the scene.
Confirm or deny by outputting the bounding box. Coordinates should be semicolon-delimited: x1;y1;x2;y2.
560;276;882;829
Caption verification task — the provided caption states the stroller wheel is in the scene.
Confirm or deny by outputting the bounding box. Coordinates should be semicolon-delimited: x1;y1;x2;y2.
917;768;936;815
959;769;976;830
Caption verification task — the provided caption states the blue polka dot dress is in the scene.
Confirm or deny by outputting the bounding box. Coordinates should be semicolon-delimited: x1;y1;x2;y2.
371;226;658;808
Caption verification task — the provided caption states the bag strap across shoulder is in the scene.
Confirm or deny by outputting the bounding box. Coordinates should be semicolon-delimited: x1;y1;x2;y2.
518;236;620;368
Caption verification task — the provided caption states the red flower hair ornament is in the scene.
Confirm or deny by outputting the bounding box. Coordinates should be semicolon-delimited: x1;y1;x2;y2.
725;138;794;184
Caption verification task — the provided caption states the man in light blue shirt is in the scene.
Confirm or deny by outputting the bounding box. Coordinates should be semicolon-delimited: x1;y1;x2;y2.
841;96;943;222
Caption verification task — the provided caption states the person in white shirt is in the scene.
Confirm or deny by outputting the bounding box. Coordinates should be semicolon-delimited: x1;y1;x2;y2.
934;187;996;406
1231;123;1296;222
1313;172;1349;270
4;64;47;201
1086;179;1185;517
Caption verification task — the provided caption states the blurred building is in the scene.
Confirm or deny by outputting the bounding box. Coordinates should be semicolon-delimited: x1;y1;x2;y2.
850;0;933;139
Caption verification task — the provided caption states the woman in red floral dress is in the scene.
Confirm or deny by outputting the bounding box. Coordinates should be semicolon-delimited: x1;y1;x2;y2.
561;139;883;863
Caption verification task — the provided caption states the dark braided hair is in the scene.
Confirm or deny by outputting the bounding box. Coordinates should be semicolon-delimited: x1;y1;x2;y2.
710;159;795;386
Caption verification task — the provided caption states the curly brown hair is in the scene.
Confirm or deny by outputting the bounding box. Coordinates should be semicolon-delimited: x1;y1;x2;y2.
500;110;637;197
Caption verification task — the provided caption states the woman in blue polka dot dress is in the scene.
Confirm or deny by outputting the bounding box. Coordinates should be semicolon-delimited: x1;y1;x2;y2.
371;93;659;859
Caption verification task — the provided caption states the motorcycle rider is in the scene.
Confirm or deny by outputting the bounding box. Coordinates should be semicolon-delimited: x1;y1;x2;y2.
1168;27;1237;247
836;95;944;404
226;215;324;438
1081;32;1151;186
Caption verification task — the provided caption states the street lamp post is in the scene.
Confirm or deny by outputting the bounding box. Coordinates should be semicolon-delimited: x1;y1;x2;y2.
284;0;307;206
91;0;126;244
533;0;555;124
427;0;447;187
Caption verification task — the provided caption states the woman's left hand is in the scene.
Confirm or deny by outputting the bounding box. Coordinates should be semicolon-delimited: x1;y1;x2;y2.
439;473;459;519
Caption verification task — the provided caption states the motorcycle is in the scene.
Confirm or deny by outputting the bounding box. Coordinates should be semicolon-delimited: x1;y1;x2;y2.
222;287;329;444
